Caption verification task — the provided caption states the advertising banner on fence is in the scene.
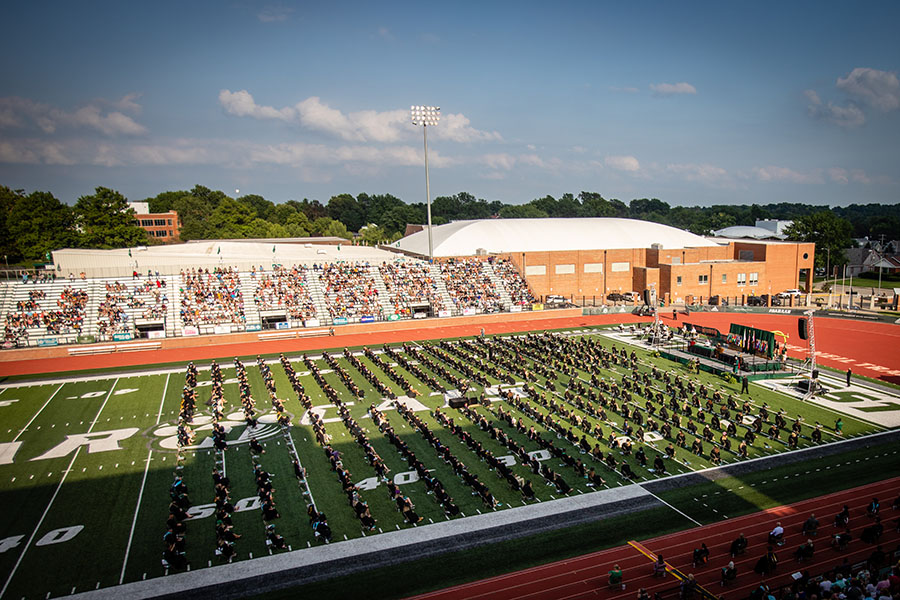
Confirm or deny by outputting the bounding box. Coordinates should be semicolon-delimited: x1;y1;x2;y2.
462;308;476;316
413;312;427;319
77;335;96;344
532;303;544;311
360;316;375;323
333;317;348;325
510;306;522;313
37;338;59;347
147;330;166;339
305;318;321;328
213;324;232;335
438;310;451;318
182;326;199;337
274;321;290;330
247;324;262;332
112;333;133;342
388;314;400;321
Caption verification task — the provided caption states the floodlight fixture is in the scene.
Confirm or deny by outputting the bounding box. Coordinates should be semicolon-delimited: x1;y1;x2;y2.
410;105;440;261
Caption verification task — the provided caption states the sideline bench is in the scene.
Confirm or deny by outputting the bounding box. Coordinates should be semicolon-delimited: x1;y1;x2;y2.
68;345;116;356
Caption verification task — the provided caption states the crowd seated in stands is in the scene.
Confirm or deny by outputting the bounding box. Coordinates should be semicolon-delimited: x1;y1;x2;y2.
127;277;169;321
492;257;536;306
316;262;382;319
438;258;502;313
4;286;88;344
179;267;245;327
379;260;445;315
253;265;317;320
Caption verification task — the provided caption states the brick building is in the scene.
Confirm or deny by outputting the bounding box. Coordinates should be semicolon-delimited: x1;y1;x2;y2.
129;202;181;242
394;218;814;303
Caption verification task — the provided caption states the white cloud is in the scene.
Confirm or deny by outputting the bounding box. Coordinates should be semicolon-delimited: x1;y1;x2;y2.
666;163;732;186
610;86;639;94
218;90;501;143
804;89;866;127
650;82;697;96
376;27;393;40
482;153;516;170
0;95;147;136
257;5;293;22
836;68;900;112
753;165;824;185
828;167;872;185
604;155;640;172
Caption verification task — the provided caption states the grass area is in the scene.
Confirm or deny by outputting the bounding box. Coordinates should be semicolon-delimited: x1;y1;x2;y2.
0;329;896;599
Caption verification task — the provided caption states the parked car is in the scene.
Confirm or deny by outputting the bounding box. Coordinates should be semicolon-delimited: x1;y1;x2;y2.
708;295;720;306
778;289;803;297
606;293;625;302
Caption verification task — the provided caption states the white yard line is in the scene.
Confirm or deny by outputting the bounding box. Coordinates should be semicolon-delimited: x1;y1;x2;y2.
119;450;153;585
0;378;119;600
12;384;63;443
155;373;170;425
120;373;170;584
284;430;317;512
638;485;702;526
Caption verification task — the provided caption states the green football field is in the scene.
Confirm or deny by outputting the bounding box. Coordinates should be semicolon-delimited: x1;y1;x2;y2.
0;329;891;599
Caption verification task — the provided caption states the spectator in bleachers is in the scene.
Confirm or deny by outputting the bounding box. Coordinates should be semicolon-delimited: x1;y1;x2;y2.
379;260;445;315
316;261;382;320
492;257;536;306
439;258;502;313
254;265;317;320
179;267;245;327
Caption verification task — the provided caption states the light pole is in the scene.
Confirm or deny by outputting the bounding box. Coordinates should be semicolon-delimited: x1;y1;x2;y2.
411;105;440;262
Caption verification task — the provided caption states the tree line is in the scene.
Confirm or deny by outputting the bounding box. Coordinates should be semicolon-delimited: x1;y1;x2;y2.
1;184;897;267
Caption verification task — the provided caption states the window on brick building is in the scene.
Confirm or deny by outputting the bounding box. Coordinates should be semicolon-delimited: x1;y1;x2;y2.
749;272;758;286
140;219;153;226
698;274;708;284
676;276;682;286
722;274;727;284
737;273;746;285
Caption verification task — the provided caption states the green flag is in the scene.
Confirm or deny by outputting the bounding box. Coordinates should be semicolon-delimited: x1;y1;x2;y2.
217;246;221;255
128;249;132;257
272;245;276;253
337;244;341;251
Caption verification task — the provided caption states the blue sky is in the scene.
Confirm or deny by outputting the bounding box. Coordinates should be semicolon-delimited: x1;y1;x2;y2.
1;1;898;208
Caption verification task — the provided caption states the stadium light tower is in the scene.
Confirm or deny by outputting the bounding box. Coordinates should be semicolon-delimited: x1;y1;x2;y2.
411;105;440;261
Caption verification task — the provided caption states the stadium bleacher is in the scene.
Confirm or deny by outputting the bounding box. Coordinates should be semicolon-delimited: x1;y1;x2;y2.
0;257;540;348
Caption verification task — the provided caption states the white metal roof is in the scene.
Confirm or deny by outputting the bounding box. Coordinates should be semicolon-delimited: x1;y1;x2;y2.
392;218;720;257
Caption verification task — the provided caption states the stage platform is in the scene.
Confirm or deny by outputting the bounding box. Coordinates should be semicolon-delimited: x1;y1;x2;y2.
659;345;798;381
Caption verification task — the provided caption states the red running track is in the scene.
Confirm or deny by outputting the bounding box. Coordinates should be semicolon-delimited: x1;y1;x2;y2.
408;476;900;600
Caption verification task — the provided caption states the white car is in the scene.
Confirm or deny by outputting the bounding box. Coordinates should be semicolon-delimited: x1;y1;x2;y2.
777;289;803;297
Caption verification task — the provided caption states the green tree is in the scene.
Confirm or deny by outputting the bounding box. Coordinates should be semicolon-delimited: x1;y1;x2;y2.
311;217;351;239
145;190;188;213
0;186;24;262
359;224;389;245
783;211;853;268
75;187;148;249
498;204;549;219
8;191;77;261
327;193;365;232
207;197;256;238
272;203;298;225
284;212;312;237
238;194;275;222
